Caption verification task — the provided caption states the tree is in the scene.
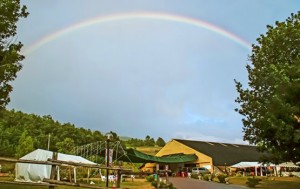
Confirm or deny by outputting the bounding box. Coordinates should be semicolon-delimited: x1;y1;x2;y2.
144;135;155;146
0;0;28;110
235;12;300;163
15;130;34;158
156;137;166;147
56;138;75;154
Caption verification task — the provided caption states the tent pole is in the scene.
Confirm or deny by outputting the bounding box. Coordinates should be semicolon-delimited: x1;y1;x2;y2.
255;166;257;176
57;166;60;181
73;167;76;183
87;168;90;183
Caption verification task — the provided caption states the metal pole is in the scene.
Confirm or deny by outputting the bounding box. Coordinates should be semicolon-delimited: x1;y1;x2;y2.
106;139;109;188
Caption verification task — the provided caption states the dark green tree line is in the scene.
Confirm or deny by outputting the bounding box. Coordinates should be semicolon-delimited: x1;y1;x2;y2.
0;109;106;157
125;135;166;147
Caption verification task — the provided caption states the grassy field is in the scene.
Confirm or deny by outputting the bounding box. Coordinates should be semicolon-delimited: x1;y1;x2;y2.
0;177;154;189
136;146;162;156
227;176;300;189
1;175;300;188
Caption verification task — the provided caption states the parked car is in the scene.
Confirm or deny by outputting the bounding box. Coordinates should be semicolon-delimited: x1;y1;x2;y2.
191;167;210;175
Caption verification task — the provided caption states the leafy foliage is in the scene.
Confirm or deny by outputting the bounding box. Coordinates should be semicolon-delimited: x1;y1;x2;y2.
156;137;166;147
246;177;261;188
0;109;106;157
151;180;176;189
15;130;34;158
145;175;155;182
217;174;228;183
56;137;75;154
0;0;28;110
144;135;155;146
0;109;166;157
235;12;300;163
125;135;165;147
203;173;214;181
126;138;145;147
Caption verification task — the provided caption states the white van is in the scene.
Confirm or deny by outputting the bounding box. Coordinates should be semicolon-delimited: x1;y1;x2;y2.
191;167;210;174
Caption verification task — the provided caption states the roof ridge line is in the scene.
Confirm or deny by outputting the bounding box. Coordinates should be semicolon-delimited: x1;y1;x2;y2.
173;138;253;146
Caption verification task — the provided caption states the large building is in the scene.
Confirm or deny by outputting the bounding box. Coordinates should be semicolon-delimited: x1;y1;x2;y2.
142;139;267;174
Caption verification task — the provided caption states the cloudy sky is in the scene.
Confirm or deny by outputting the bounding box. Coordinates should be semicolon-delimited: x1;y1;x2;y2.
9;0;300;143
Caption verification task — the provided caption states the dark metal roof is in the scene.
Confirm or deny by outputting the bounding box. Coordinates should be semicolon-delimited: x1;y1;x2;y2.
174;139;267;166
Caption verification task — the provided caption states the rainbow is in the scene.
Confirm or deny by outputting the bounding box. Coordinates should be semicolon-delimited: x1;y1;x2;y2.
22;12;252;55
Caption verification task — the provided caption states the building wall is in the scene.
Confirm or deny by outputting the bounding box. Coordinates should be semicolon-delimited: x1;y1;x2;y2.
151;139;214;172
142;162;156;173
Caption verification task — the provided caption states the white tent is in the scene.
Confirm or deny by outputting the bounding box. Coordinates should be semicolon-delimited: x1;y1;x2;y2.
231;161;300;177
277;162;300;177
278;162;299;168
231;161;276;176
15;149;96;182
231;162;263;168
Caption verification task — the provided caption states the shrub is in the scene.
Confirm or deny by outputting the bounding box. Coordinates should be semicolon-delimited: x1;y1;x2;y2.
0;163;15;173
201;173;215;181
203;174;210;181
151;181;156;187
217;174;228;183
236;171;242;177
151;181;176;189
246;177;261;188
191;173;199;179
146;175;155;182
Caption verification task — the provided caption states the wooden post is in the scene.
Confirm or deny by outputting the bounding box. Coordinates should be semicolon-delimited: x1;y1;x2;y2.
50;152;58;179
116;170;121;188
87;168;90;183
69;167;72;183
156;164;160;188
165;165;169;186
49;152;58;189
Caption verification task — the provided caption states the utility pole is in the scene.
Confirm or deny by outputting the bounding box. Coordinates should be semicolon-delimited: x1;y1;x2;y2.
47;133;51;150
105;132;113;188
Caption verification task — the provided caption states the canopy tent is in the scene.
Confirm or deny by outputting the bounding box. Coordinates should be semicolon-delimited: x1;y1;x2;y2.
231;161;300;177
230;161;274;177
278;162;300;177
119;149;198;163
278;162;299;168
15;149;96;182
73;141;197;164
231;161;298;168
231;162;268;168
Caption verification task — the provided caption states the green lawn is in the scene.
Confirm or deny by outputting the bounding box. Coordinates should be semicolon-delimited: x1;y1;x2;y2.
0;176;154;189
135;146;162;156
227;176;300;189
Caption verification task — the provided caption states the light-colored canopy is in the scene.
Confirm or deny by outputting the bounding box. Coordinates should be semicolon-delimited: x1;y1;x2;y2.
278;162;299;168
231;162;276;168
231;161;299;168
15;149;96;182
231;162;262;168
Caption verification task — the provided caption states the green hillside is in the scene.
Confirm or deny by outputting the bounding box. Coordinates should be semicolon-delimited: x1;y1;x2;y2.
0;109;165;158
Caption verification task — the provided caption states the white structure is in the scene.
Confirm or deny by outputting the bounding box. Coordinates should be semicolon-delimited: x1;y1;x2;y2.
15;149;96;182
231;161;299;177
